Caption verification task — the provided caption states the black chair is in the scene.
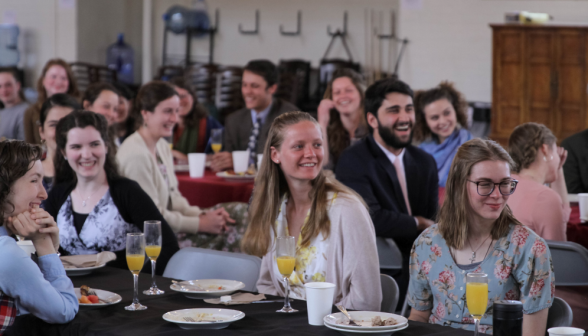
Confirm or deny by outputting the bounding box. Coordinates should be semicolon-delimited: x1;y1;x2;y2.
380;274;400;313
546;297;573;333
70;62;118;92
546;240;588;286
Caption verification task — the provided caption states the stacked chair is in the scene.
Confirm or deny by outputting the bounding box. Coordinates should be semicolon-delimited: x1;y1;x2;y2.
69;62;117;92
215;66;244;124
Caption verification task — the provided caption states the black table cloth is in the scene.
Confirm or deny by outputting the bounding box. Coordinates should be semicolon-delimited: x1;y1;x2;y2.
6;266;473;336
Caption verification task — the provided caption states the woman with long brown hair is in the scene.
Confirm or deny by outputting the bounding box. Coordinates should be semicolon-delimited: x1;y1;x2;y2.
408;139;553;335
23;59;80;144
317;69;368;170
242;111;381;311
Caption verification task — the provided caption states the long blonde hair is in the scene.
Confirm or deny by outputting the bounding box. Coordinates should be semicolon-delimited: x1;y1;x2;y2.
438;138;521;249
241;111;365;257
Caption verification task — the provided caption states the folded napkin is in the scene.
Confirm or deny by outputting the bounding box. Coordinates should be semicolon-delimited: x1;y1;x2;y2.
60;252;117;268
204;293;266;305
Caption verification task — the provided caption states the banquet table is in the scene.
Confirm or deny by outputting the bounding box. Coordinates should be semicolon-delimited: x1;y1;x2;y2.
7;266;473;336
566;204;588;249
177;170;254;208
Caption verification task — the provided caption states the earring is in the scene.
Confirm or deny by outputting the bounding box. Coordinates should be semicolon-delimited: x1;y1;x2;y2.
64;157;68;161
543;156;547;162
40;139;46;145
274;160;280;164
550;155;554;161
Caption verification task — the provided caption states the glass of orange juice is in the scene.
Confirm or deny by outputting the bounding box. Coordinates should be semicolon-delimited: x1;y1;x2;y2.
466;272;488;336
143;221;164;295
125;233;147;311
211;129;223;154
276;236;298;313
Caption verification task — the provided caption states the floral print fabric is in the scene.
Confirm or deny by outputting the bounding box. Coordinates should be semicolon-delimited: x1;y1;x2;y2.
408;224;554;334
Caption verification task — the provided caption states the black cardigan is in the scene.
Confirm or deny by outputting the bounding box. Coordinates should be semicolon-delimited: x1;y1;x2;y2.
45;177;179;275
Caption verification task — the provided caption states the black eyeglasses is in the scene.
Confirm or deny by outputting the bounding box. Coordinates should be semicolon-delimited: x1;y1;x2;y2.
467;179;518;196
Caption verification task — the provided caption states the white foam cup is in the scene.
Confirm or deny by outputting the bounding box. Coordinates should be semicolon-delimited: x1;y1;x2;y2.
548;327;585;336
232;150;250;173
579;193;588;222
257;154;263;170
188;153;206;178
304;282;336;326
17;240;36;257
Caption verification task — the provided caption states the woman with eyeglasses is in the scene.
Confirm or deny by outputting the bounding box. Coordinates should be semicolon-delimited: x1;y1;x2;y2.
408;139;553;335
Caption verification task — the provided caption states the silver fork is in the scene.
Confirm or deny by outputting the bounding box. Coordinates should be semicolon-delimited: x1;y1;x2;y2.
183;316;196;322
336;305;361;326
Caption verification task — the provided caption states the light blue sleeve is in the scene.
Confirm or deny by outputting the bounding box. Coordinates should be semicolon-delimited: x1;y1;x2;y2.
407;229;434;311
0;237;78;323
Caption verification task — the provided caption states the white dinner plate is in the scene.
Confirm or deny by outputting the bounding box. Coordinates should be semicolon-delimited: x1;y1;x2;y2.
216;171;255;181
75;288;122;309
174;164;190;172
162;308;245;330
324;312;408;331
170;279;245;299
324;321;408;335
64;263;106;276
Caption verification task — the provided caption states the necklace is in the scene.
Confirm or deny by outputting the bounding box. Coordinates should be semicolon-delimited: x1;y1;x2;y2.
75;187;101;207
467;234;492;263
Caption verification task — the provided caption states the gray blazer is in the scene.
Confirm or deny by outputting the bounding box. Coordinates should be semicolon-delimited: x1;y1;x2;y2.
223;98;299;153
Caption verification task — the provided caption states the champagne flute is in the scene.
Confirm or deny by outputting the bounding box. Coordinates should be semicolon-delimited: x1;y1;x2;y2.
143;221;164;295
466;272;488;336
276;236;298;313
211;129;223;154
125;233;147;311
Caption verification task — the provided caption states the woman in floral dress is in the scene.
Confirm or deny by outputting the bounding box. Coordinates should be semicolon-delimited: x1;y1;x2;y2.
408;138;554;335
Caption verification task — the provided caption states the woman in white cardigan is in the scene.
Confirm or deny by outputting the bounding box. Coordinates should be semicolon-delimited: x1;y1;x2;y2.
242;111;381;311
116;81;247;252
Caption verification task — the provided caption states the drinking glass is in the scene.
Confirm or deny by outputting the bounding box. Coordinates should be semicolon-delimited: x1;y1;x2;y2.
211;129;223;154
466;272;488;336
125;233;147;311
143;221;164;295
276;236;298;313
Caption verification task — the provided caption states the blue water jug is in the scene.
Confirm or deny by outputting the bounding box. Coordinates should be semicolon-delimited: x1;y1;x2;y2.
163;1;210;37
106;33;134;84
0;24;20;67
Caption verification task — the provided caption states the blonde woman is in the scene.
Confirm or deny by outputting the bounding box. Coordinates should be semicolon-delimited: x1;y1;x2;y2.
242;111;381;311
408;139;553;335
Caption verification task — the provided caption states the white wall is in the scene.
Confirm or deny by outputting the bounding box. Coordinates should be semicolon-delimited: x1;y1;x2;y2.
0;0;77;86
397;0;588;102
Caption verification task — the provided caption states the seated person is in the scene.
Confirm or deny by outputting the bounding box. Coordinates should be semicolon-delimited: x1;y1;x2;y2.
335;78;438;305
408;138;553;335
211;60;298;172
243;111;381;311
317;68;368;170
0;140;78;329
0;67;29;141
168;76;223;163
562;128;588;193
38;94;81;195
24;59;80;144
414;81;473;187
111;82;135;145
507;122;570;240
117;81;248;252
82;82;120;126
44;111;179;275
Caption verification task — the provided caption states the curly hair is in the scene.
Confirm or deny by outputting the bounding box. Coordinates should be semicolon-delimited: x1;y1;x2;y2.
508;122;556;173
168;76;208;128
413;81;468;143
54;111;120;185
322;68;366;166
0;141;43;226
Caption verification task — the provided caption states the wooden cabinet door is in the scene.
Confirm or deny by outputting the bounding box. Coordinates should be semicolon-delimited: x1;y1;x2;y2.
555;29;586;141
525;29;556;131
492;28;526;145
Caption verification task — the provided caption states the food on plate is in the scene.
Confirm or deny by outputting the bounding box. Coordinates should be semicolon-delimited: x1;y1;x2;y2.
207;285;225;290
78;285;101;304
224;165;256;176
337;315;399;327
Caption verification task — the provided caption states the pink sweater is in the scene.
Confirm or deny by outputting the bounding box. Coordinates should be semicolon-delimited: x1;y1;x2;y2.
507;174;571;241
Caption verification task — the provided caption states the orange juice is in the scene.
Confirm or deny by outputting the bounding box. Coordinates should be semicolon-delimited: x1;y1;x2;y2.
277;256;296;276
145;245;161;261
211;144;222;153
466;282;488;318
127;254;145;274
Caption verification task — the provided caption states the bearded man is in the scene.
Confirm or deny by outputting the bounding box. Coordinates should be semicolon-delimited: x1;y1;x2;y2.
335;78;438;306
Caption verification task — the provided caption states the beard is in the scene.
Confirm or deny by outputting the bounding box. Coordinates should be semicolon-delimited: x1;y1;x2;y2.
378;120;413;149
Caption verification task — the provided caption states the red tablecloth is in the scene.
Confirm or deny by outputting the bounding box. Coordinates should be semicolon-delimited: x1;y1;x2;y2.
566;204;588;249
176;170;254;208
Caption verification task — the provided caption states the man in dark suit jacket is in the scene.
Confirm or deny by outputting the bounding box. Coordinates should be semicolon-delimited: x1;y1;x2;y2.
336;78;438;304
562;129;588;193
211;60;298;171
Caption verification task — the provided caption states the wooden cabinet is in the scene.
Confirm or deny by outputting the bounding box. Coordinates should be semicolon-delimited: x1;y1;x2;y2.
491;24;588;145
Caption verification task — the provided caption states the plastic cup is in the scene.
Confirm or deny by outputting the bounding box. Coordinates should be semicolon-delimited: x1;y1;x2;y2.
304;282;335;326
257;154;263;170
17;240;36;257
232;150;249;173
548;327;586;336
188;153;206;178
579;193;588;222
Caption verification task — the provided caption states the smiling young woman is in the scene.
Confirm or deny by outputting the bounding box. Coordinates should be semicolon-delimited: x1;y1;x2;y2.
242;111;381;311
